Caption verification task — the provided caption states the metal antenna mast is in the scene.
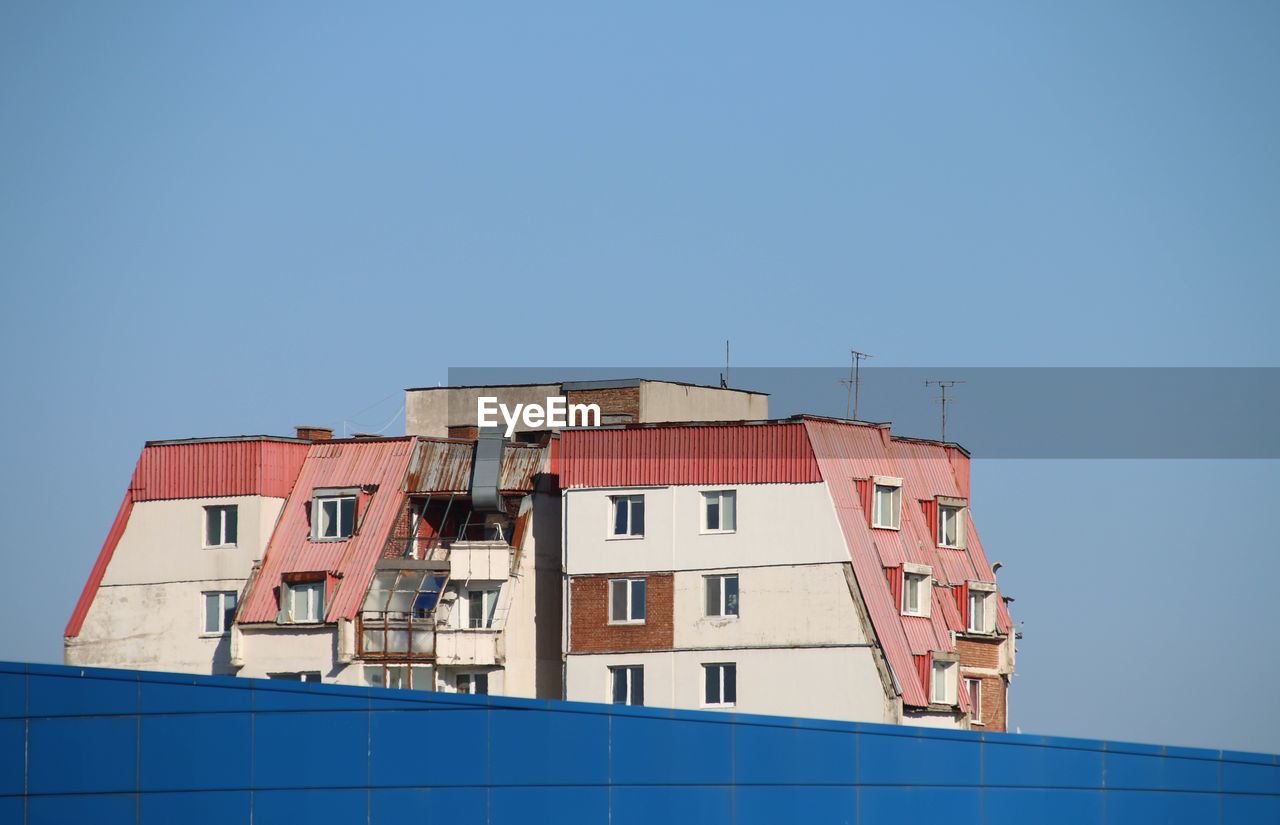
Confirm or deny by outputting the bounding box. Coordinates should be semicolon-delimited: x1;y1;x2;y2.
840;350;874;419
924;379;965;441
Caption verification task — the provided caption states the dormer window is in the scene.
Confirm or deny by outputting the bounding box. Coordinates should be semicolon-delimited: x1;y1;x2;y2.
967;581;997;634
312;489;357;541
938;497;967;549
901;562;932;618
872;476;902;530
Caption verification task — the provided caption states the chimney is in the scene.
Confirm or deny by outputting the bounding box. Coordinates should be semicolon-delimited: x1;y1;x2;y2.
296;426;333;441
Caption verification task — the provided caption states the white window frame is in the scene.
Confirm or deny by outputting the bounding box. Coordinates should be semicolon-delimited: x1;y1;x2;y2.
967;581;997;634
608;577;646;624
466;587;501;629
931;659;958;705
312;489;357;541
702;662;737;708
202;590;237;635
901;562;933;618
282;580;324;623
204;505;238;548
609;494;645;539
456;671;490;695
609;665;643;705
363;664;434;692
937;496;967;549
701;490;737;533
965;677;983;725
704;573;739;618
872;476;902;530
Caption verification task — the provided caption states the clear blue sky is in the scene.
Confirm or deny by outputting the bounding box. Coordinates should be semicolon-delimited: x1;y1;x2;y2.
2;3;1277;752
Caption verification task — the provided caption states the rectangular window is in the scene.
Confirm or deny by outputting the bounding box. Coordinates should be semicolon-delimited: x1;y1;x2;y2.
703;663;737;707
931;660;957;704
966;677;983;724
283;580;323;623
610;495;645;538
903;572;929;616
202;591;237;634
608;578;646;623
938;504;965;548
467;588;501;629
312;492;356;540
704;574;739;617
457;672;490;695
610;665;643;705
968;591;987;633
204;505;238;547
872;480;901;529
363;665;433;691
703;490;736;532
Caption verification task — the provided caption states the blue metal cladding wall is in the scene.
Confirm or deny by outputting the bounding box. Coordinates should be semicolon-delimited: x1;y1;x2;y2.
1;662;1277;824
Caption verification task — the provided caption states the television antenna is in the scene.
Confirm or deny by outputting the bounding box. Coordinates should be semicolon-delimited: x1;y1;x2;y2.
924;379;965;441
839;350;873;419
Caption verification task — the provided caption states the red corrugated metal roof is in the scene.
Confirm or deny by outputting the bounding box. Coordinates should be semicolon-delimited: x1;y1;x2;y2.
131;439;310;501
65;438;312;638
239;438;417;623
803;418;1010;707
560;423;821;487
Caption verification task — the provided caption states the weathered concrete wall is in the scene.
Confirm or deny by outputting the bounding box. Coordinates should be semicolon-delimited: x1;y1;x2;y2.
638;380;769;423
405;385;560;437
564;646;888;722
66;496;285;675
563;483;849;575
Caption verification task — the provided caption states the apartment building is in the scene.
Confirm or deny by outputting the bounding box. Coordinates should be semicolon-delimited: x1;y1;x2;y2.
560;417;1015;730
66;379;764;701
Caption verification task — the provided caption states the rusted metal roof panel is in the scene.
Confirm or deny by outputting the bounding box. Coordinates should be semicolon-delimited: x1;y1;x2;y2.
500;443;546;491
404;439;474;493
561;424;821;487
131;439;310;501
404;440;547;494
240;438;417;623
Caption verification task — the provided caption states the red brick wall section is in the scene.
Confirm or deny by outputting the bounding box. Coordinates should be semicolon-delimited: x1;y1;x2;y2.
958;636;1007;731
957;637;1001;670
448;425;479;440
570;573;673;652
565;388;640;423
964;673;1008;732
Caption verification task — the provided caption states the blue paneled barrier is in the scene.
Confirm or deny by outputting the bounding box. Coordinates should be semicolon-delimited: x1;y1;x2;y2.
0;661;1276;823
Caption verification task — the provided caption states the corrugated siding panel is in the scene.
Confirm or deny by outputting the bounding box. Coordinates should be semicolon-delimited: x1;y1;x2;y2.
404;440;546;493
561;424;822;488
404;440;474;492
132;441;309;501
240;439;417;623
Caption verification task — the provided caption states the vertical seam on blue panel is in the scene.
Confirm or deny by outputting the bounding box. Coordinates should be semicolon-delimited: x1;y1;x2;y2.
367;693;372;825
606;709;612;825
23;668;28;825
249;687;255;825
854;724;861;825
730;712;736;825
135;676;141;825
485;701;492;825
979;733;985;825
